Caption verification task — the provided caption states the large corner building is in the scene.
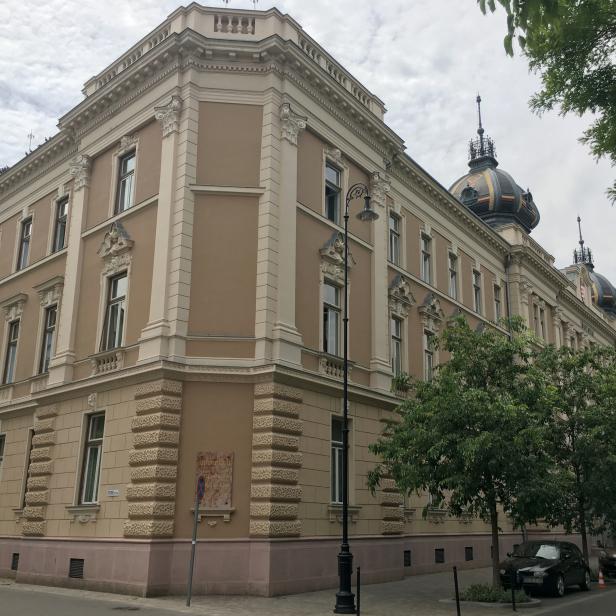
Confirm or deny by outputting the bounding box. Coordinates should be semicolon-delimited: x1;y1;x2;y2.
0;3;614;597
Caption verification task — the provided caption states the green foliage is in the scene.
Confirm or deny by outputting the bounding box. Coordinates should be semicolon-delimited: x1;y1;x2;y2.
478;0;616;204
533;345;616;559
368;316;553;586
460;583;530;603
391;371;412;393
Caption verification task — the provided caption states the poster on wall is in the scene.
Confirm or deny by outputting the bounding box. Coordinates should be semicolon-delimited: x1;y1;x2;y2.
195;451;234;509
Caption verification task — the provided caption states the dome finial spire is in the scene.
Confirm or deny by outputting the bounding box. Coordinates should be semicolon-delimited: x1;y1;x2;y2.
468;95;496;166
574;215;593;267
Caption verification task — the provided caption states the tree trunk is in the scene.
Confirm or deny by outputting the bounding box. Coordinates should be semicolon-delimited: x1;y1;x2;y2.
490;498;501;588
579;493;589;562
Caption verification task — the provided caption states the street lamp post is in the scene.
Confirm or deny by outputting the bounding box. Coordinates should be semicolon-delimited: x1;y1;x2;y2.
334;183;379;614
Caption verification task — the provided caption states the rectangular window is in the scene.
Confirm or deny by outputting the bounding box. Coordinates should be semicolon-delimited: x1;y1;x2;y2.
325;163;341;225
420;235;431;284
21;429;34;509
80;413;105;504
388;213;400;265
435;548;445;564
17;218;32;271
115;152;136;214
101;273;127;351
424;331;434;381
403;550;412;567
39;305;57;374
539;308;546;340
473;270;482;314
52;197;68;252
494;284;502;321
465;546;474;561
448;253;458;299
0;434;5;472
323;282;341;356
331;416;343;504
533;304;540;336
391;317;402;376
3;320;19;384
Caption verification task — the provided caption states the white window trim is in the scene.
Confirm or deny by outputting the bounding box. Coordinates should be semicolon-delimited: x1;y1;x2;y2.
109;135;140;218
47;186;71;255
96;269;131;354
0;295;26;387
388;209;405;268
329;411;355;506
78;411;105;505
472;267;484;315
0;432;6;485
17;428;34;510
321;279;343;357
32;276;63;376
322;146;349;227
419;227;434;286
423;329;437;381
448;251;459;300
13;209;34;273
390;315;406;375
493;282;503;322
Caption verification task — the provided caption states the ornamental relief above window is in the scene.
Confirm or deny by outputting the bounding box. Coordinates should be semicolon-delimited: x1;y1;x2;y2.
319;231;355;286
418;292;445;334
97;221;134;276
389;274;415;319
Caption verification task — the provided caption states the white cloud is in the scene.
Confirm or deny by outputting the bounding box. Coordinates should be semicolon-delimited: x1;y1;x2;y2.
2;0;614;282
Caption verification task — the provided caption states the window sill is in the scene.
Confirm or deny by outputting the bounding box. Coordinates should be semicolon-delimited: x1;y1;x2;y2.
66;504;100;524
328;503;361;524
189;506;235;527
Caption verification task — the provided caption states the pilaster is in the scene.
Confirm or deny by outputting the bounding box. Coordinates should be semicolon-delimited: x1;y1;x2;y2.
249;382;303;537
21;405;58;537
48;155;90;385
124;379;182;538
139;95;183;362
369;171;392;390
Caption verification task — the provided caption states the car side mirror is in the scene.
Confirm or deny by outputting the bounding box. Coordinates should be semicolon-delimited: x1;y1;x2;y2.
507;552;512;558
563;553;571;560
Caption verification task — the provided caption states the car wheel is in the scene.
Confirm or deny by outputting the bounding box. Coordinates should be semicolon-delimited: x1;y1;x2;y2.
552;574;565;597
580;570;591;591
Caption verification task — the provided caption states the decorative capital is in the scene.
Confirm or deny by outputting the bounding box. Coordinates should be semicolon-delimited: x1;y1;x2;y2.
370;171;391;208
280;103;307;146
155;95;183;137
69;155;91;191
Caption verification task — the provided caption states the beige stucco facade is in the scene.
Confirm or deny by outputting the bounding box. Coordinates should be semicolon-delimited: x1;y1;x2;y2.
0;3;614;597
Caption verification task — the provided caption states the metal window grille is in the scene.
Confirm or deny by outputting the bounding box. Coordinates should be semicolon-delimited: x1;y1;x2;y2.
68;558;84;579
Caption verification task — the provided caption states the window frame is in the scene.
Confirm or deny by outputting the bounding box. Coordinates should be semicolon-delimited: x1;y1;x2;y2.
322;281;342;357
420;233;432;284
330;416;344;504
115;151;136;215
391;316;403;376
388;212;401;265
448;253;458;299
324;162;342;225
100;272;128;352
472;269;482;314
423;330;434;381
16;217;32;271
493;284;502;321
19;429;34;509
79;413;105;505
3;320;20;384
51;196;69;253
38;305;57;374
0;434;5;482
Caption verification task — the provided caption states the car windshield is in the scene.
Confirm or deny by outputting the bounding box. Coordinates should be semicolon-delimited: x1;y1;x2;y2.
514;543;560;560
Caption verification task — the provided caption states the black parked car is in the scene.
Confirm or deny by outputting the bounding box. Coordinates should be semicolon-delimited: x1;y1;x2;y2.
599;547;616;577
499;540;591;597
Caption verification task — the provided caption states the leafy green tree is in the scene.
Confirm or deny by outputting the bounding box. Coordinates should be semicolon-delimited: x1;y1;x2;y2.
368;316;552;587
478;0;616;203
534;345;616;561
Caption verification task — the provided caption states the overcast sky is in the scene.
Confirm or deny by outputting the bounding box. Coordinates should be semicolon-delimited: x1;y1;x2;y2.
1;0;614;281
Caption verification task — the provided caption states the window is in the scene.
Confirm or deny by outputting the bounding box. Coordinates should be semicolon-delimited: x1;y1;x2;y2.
435;548;445;564
448;253;458;299
21;429;34;509
80;413;105;504
494;284;502;321
473;270;482;314
101;273;127;351
17;218;32;271
420;234;431;284
39;305;57;374
539;307;546;340
403;550;412;567
331;416;343;504
391;317;402;375
424;331;434;381
0;434;5;473
115;152;135;214
325;163;341;224
323;282;341;356
533;304;540;336
388;213;400;265
465;546;474;561
52;197;68;252
3;320;19;384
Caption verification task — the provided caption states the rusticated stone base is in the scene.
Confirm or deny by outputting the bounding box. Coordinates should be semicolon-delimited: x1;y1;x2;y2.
249;382;303;537
380;477;404;535
124;379;182;538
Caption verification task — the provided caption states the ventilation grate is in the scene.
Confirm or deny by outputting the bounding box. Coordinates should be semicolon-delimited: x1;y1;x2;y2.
403;550;411;567
68;558;84;579
10;553;19;571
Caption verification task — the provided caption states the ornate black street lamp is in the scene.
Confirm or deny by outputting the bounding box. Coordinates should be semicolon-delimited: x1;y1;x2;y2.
334;183;379;614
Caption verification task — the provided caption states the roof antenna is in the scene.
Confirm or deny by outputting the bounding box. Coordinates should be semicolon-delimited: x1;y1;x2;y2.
574;215;593;267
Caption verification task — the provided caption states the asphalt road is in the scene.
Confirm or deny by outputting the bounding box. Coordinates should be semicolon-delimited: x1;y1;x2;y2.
533;587;616;615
